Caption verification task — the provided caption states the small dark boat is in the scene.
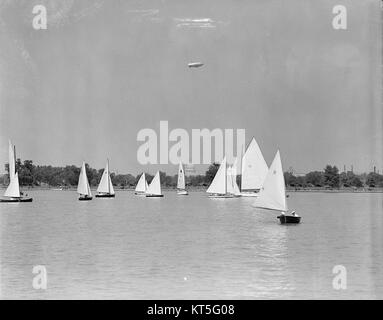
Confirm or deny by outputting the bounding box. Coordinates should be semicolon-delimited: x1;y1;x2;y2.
79;195;92;201
0;197;33;203
95;193;115;198
277;215;301;224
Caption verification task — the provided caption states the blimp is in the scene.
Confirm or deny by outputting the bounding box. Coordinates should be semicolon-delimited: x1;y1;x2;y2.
188;62;204;68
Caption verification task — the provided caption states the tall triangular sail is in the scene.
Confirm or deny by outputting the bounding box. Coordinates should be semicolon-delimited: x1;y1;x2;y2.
77;162;92;197
97;160;114;195
177;162;186;190
146;171;162;195
241;138;268;190
253;151;287;212
4;141;20;198
4;172;20;198
206;157;227;194
135;173;147;193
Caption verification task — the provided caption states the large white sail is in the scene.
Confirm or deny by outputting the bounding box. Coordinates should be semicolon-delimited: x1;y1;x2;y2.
177;162;186;190
4;172;20;198
146;171;162;195
77;162;92;196
207;157;227;194
97;160;114;194
253;150;287;212
241;138;268;190
135;173;147;193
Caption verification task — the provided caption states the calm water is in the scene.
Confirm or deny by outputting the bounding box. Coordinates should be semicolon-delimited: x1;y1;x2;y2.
0;190;382;299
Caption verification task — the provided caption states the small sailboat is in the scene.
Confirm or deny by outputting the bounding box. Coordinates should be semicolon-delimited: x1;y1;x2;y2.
145;171;164;197
177;162;188;195
135;173;148;196
95;159;115;198
77;162;92;201
253;151;300;224
0;141;32;203
206;157;235;198
240;137;269;197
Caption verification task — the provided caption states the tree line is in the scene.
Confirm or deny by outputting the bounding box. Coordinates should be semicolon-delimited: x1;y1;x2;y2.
1;160;382;189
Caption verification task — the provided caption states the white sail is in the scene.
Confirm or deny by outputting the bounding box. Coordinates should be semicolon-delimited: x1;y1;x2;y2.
241;138;268;190
177;162;186;190
135;173;147;192
253;150;287;212
77;162;92;196
231;158;241;196
146;171;162;195
97;160;114;194
8;140;16;181
4;172;20;198
206;157;227;194
226;165;235;194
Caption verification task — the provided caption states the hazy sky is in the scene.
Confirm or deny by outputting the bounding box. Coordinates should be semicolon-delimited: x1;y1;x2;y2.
0;0;381;175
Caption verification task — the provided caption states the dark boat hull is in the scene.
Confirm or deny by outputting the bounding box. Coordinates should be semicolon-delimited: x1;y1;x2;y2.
0;197;33;203
79;196;93;201
146;194;164;198
95;194;115;198
277;215;301;224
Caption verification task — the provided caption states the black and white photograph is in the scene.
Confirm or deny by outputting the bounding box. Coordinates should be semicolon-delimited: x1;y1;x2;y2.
0;0;382;303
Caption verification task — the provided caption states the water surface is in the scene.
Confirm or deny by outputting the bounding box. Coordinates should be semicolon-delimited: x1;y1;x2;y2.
0;190;382;299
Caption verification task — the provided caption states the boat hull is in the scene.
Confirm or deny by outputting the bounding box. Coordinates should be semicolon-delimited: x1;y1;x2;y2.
177;190;188;195
146;194;164;198
240;192;259;197
135;192;146;196
277;215;301;224
208;194;236;198
79;196;93;201
95;193;115;198
0;197;33;203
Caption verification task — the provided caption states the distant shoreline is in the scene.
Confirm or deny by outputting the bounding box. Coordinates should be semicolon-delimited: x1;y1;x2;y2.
1;186;382;193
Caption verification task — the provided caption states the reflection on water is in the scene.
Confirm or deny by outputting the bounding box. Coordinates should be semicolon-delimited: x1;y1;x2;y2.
0;191;382;299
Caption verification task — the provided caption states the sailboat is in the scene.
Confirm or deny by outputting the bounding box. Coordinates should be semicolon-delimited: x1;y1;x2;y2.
253;150;300;224
177;162;188;195
95;159;115;198
145;171;164;197
0;141;33;203
206;157;235;198
240;137;269;197
135;173;148;196
227;158;241;197
77;161;92;201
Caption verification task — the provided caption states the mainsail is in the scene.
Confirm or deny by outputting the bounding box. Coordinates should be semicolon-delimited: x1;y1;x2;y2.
206;157;227;194
241;138;268;190
146;171;162;195
4;172;20;198
177;162;186;190
77;162;92;196
253;150;287;212
135;173;147;193
97;160;114;195
4;141;20;198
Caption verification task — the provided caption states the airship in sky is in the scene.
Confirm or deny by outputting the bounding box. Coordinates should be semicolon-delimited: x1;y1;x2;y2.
188;62;204;68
